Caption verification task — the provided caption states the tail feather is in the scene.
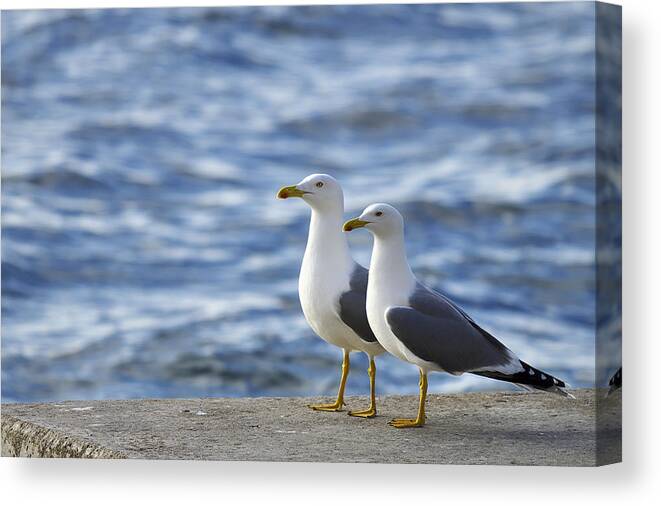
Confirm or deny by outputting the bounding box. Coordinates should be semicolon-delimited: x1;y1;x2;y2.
473;361;574;398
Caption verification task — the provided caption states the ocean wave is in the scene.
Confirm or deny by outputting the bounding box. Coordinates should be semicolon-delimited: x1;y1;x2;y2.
1;3;610;402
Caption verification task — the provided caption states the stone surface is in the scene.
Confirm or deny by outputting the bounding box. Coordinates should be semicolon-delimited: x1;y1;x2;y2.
1;389;621;466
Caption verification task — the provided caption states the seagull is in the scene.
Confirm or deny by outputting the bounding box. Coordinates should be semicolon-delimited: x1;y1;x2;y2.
277;174;385;417
344;203;574;428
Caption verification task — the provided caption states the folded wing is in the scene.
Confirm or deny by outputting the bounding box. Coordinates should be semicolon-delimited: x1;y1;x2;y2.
385;283;515;374
337;264;378;343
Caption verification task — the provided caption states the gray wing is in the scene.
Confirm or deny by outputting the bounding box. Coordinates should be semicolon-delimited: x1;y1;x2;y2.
385;283;514;374
337;264;378;343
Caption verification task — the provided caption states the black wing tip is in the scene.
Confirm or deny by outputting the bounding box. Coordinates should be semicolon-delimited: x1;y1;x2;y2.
473;361;569;393
606;367;622;396
519;361;567;389
608;367;622;387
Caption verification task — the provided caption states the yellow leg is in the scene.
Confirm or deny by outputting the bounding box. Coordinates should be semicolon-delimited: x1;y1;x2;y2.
348;356;377;418
388;369;427;428
308;349;349;412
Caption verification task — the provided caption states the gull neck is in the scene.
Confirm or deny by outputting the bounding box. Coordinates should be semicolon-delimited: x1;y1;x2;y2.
305;206;353;269
370;230;416;291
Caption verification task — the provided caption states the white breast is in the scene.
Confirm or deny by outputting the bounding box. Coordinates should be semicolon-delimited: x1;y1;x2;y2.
297;209;369;353
365;232;425;363
366;265;415;362
299;255;357;350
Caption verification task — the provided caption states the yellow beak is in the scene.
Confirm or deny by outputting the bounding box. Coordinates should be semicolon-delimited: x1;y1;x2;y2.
343;218;370;232
277;185;308;199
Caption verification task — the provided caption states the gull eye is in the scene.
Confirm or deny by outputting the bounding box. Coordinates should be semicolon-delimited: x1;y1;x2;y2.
316;181;324;188
375;211;383;217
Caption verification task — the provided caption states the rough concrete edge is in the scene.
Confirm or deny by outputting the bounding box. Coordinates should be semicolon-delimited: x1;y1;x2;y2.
596;392;623;467
1;414;126;459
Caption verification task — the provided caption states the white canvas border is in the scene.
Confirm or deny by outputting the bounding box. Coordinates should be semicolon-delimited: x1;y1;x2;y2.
2;1;658;505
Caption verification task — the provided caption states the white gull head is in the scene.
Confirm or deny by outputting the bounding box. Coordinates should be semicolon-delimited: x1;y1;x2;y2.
343;203;404;240
277;173;344;213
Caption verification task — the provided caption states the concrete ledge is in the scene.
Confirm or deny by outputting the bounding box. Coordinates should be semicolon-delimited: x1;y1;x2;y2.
2;389;620;465
2;415;125;459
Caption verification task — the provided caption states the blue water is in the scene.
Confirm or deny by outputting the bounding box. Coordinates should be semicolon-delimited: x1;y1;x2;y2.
1;3;617;403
